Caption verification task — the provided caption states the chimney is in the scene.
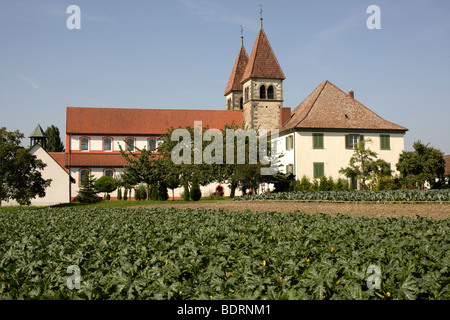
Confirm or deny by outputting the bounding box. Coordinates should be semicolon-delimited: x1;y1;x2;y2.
349;89;354;99
280;107;291;127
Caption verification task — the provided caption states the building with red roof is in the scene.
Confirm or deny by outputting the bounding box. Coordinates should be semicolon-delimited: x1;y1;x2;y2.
19;16;408;205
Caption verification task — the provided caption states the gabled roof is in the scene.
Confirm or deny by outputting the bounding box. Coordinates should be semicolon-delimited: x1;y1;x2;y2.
66;107;243;135
224;45;249;95
280;80;408;132
241;28;285;82
29;124;47;138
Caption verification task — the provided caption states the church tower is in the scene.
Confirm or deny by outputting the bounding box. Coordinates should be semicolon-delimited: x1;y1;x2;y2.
224;28;249;111
240;16;285;130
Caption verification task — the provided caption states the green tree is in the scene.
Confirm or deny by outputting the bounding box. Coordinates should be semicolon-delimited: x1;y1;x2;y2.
339;138;390;190
94;175;117;199
190;176;202;201
76;173;101;203
396;141;445;189
44;125;65;152
0;127;51;206
298;175;312;191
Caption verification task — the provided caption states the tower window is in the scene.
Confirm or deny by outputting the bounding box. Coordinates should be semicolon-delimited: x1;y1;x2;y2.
245;87;249;101
260;85;266;99
267;85;274;99
239;97;243;109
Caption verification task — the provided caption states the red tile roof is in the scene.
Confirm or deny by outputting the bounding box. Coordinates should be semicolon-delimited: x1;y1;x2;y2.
65;153;128;167
280;80;408;132
66;107;243;135
224;46;249;95
48;152;69;172
241;28;285;82
444;155;450;176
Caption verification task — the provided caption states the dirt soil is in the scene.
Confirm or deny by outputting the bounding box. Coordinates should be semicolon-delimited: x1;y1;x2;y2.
137;201;450;220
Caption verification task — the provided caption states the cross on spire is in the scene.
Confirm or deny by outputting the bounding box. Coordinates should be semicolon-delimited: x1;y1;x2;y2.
240;24;244;47
258;4;263;29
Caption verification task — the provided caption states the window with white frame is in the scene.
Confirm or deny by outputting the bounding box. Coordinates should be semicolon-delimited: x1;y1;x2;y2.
148;138;157;151
103;138;112;152
80;169;90;185
104;169;114;177
126;138;135;152
80;137;89;151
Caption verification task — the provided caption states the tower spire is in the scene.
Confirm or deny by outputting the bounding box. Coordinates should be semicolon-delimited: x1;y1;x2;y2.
259;4;263;29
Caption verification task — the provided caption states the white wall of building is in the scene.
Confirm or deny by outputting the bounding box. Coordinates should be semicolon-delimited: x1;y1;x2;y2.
1;145;70;207
272;130;405;182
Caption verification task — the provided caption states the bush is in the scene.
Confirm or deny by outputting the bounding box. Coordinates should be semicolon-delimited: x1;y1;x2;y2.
297;175;312;191
76;173;101;203
190;177;202;201
183;180;190;201
117;188;122;200
123;187;128;200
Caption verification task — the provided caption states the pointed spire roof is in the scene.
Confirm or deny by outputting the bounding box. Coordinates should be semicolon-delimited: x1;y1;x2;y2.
224;45;249;95
280;80;408;132
28;124;47;138
241;28;285;83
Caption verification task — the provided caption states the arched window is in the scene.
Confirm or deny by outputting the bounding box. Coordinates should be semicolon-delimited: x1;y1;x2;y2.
80;137;89;151
79;169;90;186
260;85;266;99
267;85;274;99
239;97;243;109
148;138;157;151
104;169;114;177
103;137;112;152
126;138;135;152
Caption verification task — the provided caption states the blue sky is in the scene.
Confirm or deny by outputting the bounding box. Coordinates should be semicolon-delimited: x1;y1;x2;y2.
0;0;449;154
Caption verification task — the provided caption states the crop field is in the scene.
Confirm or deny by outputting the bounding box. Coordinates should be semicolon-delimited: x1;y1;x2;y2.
1;206;449;300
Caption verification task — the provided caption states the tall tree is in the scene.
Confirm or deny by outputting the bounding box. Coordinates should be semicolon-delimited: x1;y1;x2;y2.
339;138;390;190
396;141;445;189
0;127;51;206
44;125;65;152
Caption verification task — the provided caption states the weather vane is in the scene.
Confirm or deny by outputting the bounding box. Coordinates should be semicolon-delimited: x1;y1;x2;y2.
240;24;244;47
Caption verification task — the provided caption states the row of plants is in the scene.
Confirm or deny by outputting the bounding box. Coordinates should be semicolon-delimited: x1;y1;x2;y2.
235;189;450;202
0;207;448;300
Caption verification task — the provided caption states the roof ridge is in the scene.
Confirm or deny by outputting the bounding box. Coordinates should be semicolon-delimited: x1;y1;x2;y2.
288;80;328;128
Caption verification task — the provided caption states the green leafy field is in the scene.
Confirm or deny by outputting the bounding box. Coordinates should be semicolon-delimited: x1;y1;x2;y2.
235;190;450;202
0;207;449;300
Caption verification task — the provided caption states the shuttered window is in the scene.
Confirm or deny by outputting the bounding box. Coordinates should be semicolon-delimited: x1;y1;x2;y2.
285;135;293;151
380;135;390;150
286;164;294;174
313;133;324;149
313;162;324;179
